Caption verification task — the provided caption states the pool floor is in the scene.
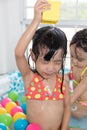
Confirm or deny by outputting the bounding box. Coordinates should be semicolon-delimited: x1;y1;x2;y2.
69;116;87;129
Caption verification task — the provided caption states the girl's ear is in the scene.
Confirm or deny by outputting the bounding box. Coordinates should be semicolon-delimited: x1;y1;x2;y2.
30;49;36;62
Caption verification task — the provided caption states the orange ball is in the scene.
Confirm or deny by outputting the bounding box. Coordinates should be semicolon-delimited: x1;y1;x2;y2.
13;112;26;122
5;101;17;113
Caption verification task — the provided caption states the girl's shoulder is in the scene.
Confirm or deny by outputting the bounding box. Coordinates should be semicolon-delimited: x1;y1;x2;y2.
23;71;36;89
81;73;87;80
57;73;69;81
30;73;42;82
57;73;69;89
81;66;87;80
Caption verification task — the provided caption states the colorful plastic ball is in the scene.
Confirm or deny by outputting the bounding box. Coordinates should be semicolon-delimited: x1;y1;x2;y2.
0;123;7;130
1;98;11;107
14;118;29;130
11;106;23;116
13;112;26;122
5;101;17;113
0;104;2;107
20;102;26;114
0;113;13;126
0;107;7;115
8;91;18;102
21;96;26;103
26;123;41;130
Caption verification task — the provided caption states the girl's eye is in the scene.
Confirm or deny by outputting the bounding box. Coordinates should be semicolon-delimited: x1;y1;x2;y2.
44;61;49;64
77;57;83;62
42;60;49;64
71;55;73;58
54;60;62;65
71;55;76;59
71;54;74;58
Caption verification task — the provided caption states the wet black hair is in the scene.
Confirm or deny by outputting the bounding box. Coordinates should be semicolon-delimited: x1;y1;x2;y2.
32;26;67;60
70;28;87;53
29;26;67;92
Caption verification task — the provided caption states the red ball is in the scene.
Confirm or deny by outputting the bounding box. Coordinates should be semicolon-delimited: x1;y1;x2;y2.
0;104;2;107
1;98;11;107
26;123;41;130
11;106;23;116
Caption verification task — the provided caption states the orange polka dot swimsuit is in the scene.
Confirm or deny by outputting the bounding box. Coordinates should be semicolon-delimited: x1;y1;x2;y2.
25;74;66;100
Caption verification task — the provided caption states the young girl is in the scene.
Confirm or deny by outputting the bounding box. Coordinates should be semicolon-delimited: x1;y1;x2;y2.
70;28;87;120
15;0;70;130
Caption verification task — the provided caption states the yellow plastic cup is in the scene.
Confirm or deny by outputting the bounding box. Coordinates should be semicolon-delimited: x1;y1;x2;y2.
41;0;61;24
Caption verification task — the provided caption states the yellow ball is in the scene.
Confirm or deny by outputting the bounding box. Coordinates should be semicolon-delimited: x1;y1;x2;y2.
13;112;26;122
5;101;17;113
0;107;7;115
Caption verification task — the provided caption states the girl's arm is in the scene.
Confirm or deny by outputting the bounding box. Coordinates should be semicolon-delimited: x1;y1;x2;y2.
71;76;87;105
15;0;50;78
61;74;71;130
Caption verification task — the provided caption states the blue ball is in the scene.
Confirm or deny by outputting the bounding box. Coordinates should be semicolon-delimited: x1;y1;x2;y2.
0;123;7;130
20;102;26;114
14;118;29;130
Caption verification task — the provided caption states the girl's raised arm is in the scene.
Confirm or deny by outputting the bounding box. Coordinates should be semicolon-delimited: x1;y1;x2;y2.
15;0;50;78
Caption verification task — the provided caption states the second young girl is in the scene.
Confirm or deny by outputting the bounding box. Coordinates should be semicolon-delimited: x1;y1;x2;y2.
70;28;87;120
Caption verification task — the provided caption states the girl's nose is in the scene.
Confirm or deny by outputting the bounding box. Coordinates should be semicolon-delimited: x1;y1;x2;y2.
48;62;54;71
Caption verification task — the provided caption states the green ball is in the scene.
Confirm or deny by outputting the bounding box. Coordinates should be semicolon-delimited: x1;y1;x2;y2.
0;113;13;126
21;96;26;103
8;91;18;102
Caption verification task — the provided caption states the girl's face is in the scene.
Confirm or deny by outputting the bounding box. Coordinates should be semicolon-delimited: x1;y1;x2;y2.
70;44;87;68
35;48;63;79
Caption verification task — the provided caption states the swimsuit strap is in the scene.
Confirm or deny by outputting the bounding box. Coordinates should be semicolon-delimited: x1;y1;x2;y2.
73;80;78;85
70;64;79;85
81;66;87;76
72;65;87;85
